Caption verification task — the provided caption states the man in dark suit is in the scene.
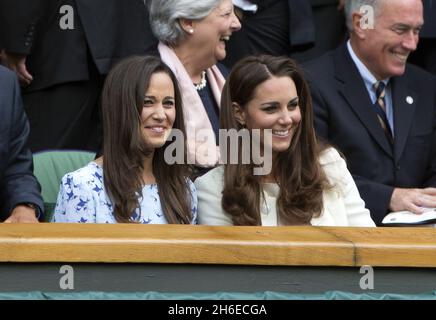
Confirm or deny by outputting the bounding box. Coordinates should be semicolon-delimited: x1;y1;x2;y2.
0;65;43;223
304;0;436;224
0;0;158;152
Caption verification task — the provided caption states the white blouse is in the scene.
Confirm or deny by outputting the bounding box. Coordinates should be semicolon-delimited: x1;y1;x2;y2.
195;148;376;227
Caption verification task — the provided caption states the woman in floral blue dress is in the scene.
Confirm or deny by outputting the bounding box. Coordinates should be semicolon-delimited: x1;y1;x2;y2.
53;56;197;224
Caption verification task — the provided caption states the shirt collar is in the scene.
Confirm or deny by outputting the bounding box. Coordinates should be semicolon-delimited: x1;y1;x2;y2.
347;40;389;89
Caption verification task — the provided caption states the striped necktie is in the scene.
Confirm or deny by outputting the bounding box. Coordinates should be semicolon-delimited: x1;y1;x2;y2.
373;81;393;143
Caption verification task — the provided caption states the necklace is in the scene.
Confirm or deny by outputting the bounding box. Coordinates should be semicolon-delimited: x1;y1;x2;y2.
193;71;207;91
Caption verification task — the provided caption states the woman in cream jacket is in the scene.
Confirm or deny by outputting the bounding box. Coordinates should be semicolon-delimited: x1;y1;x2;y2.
195;55;375;227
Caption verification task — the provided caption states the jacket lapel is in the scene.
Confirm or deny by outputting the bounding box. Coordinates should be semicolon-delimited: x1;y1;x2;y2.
391;73;417;164
333;45;393;158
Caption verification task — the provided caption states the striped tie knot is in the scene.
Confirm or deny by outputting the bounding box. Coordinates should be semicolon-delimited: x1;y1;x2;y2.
374;81;386;101
372;80;392;144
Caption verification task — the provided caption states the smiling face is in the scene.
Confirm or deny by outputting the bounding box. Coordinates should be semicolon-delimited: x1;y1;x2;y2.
236;76;302;160
354;0;423;80
141;72;176;149
193;0;241;65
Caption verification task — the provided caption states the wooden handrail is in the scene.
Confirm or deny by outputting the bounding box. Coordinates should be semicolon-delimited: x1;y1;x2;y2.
1;224;435;267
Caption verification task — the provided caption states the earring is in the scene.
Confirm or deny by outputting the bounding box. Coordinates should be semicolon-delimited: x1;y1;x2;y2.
189;29;194;34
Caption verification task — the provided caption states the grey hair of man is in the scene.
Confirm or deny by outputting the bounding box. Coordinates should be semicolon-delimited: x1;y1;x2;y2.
344;0;383;32
148;0;222;47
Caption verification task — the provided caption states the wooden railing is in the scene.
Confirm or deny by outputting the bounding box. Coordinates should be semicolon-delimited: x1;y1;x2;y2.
1;224;436;267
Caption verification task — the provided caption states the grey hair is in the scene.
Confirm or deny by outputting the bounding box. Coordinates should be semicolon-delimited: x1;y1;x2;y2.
147;0;222;46
344;0;383;32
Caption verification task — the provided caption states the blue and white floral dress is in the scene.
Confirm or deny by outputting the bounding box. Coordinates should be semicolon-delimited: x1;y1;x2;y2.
53;162;197;224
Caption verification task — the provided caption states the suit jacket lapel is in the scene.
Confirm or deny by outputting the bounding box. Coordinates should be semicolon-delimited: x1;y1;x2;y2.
391;73;417;163
333;45;394;158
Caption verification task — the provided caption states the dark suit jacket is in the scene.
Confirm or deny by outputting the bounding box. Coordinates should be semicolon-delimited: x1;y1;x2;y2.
422;0;436;38
224;0;314;67
288;0;316;48
0;66;43;221
304;44;436;224
251;0;315;48
0;0;158;91
310;0;339;5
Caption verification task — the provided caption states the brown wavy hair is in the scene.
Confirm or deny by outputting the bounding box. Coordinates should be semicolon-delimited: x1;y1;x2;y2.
101;55;192;223
220;55;330;226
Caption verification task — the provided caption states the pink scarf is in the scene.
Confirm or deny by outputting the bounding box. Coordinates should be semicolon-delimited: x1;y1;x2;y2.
158;42;225;167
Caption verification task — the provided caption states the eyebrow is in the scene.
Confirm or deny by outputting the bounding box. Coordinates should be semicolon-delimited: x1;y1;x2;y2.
392;23;423;30
144;95;175;100
260;97;299;106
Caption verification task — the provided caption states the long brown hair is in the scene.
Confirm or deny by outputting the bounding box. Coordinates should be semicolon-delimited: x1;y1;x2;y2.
220;55;330;226
101;55;192;223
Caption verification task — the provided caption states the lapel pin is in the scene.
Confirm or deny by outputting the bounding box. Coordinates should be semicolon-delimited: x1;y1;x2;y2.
406;96;414;105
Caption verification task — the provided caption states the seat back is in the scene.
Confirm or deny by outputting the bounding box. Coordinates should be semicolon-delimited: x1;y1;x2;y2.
33;150;96;222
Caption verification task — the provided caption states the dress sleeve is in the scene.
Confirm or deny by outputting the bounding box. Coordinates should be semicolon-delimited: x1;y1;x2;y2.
52;171;97;223
187;179;198;224
325;149;376;227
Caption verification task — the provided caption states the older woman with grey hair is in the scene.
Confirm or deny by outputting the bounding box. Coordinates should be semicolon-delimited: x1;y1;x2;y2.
148;0;241;171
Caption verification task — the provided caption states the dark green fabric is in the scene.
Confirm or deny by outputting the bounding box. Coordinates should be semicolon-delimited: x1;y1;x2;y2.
1;291;436;300
32;150;96;222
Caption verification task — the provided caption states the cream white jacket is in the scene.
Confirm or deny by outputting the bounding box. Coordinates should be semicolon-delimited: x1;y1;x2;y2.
195;148;376;227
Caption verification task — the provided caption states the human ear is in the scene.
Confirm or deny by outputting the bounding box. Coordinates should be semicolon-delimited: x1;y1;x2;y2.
179;18;195;35
232;102;246;128
352;12;367;39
